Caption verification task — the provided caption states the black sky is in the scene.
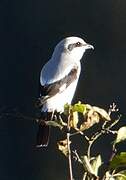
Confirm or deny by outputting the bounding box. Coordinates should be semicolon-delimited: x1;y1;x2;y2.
0;0;126;179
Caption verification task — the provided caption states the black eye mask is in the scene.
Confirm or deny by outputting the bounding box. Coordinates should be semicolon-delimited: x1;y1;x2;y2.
68;42;82;51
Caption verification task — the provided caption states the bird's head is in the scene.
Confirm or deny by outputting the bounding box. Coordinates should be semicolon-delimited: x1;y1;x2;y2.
53;36;94;62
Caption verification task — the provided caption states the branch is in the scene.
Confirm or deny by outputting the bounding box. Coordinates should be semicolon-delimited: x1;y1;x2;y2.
67;112;73;180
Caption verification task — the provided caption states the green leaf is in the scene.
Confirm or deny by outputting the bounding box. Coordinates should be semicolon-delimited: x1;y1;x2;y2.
72;102;86;113
64;103;71;115
114;170;126;180
109;152;126;169
115;126;126;144
91;155;102;176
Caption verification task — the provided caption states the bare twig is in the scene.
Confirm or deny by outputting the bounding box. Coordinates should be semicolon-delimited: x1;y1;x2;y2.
67;112;73;180
83;172;88;180
67;132;73;180
107;115;121;130
87;132;102;160
73;150;82;164
70;131;84;136
108;102;119;116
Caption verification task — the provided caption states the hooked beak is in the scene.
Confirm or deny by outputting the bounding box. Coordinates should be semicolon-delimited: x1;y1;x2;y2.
83;43;94;50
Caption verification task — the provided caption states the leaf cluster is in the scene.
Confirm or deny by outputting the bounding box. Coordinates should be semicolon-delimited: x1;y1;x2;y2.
43;102;126;180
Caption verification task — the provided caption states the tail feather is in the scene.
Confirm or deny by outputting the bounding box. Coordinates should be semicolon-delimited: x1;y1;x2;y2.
36;124;50;147
36;112;52;147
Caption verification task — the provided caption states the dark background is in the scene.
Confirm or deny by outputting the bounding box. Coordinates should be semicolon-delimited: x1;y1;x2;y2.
0;0;126;179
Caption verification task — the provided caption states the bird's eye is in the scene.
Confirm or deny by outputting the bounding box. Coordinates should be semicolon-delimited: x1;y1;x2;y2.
75;42;81;47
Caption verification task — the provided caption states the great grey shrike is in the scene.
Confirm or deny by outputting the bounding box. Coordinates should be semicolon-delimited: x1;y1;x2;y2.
36;36;94;147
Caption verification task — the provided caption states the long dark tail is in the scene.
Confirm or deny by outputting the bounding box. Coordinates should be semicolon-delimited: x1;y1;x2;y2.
36;112;53;147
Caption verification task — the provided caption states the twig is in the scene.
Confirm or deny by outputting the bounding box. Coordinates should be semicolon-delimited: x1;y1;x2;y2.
84;131;102;161
67;132;73;180
73;150;82;164
86;111;121;159
70;131;84;136
67;112;73;180
108;102;119;116
83;172;87;180
107;115;121;130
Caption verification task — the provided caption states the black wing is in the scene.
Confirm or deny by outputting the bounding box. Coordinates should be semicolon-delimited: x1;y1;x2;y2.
40;67;78;97
35;67;78;108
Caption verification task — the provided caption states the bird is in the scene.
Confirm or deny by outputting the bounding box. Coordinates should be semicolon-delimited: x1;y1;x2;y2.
36;36;94;147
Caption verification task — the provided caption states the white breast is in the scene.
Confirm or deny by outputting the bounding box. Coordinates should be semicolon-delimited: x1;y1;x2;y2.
42;63;81;112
